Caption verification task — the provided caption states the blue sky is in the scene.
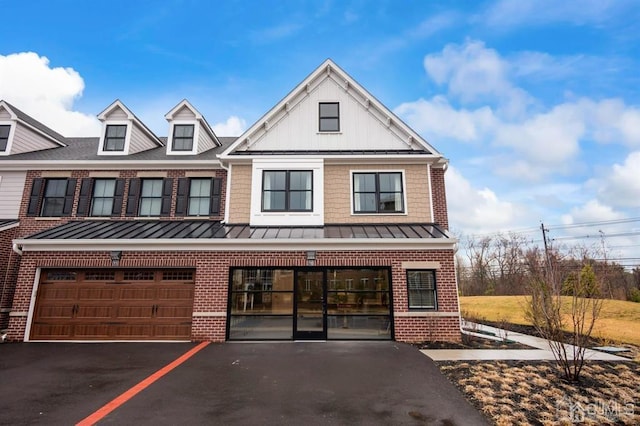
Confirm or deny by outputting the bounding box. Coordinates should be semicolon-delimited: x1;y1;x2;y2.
1;0;639;265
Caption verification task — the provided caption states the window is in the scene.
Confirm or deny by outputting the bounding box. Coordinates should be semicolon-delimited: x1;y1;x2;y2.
125;178;172;217
0;125;10;151
91;179;116;216
41;179;69;216
353;172;404;213
175;177;222;216
407;270;437;309
172;124;194;151
26;178;76;217
104;125;127;151
319;102;339;132
139;179;164;216
76;178;125;217
262;170;312;212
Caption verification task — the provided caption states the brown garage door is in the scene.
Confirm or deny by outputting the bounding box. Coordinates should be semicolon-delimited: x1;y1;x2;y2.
31;269;195;340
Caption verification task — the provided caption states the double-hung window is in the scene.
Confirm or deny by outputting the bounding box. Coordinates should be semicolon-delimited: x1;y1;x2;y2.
319;102;339;132
104;125;127;152
353;172;404;213
175;177;222;217
172;124;194;151
41;179;69;216
0;125;10;151
407;270;437;309
91;179;117;216
139;179;164;216
262;170;312;212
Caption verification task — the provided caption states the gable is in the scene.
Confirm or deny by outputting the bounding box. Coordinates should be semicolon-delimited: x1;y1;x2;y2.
223;59;442;158
103;105;130;120
172;105;196;120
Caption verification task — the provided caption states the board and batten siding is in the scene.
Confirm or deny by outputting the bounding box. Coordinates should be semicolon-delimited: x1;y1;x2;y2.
324;164;431;224
0;171;27;218
243;77;413;152
9;124;59;154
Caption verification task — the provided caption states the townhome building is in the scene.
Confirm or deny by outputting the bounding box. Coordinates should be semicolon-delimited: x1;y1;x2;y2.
0;60;461;343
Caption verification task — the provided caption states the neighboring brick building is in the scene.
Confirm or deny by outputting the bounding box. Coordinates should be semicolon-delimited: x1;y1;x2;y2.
0;60;461;343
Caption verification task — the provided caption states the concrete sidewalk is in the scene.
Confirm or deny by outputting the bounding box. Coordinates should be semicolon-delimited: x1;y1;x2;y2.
421;322;629;361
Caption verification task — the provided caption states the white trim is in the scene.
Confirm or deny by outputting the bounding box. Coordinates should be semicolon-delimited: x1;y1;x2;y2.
219;59;444;160
0;221;20;233
23;268;41;342
250;158;324;226
427;163;434;222
98;121;131;155
15;237;457;252
166;121;198;155
0;120;17;155
349;169;408;216
0;160;224;171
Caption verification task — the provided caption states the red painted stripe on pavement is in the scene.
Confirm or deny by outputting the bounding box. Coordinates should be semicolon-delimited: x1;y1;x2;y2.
76;341;210;426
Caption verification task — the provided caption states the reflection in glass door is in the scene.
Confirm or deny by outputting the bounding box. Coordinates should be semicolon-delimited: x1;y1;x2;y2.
294;270;325;340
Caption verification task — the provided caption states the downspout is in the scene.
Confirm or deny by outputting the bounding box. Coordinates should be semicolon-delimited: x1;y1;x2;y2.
12;242;22;256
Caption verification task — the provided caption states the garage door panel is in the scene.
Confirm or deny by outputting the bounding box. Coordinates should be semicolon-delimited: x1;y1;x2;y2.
115;325;154;338
76;306;113;319
39;286;77;300
32;269;195;341
31;324;73;339
36;305;75;319
74;324;112;338
117;306;154;319
78;287;116;301
157;287;194;300
120;288;156;300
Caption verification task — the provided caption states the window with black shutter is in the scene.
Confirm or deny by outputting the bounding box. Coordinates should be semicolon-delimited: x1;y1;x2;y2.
27;178;76;217
175;177;222;216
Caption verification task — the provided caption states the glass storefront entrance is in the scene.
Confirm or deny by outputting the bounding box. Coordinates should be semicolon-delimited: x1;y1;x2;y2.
227;267;392;340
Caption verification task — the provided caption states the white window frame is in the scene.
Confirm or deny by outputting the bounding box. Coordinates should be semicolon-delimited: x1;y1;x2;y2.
349;169;408;216
167;120;200;155
250;158;324;226
0;121;16;156
98;121;131;155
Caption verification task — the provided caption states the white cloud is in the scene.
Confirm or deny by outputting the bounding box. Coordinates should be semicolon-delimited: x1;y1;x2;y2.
561;199;625;225
0;52;100;136
591;151;640;208
394;96;496;143
212;116;246;136
445;166;519;233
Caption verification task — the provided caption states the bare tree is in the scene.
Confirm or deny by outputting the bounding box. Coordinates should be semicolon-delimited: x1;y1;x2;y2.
526;261;603;382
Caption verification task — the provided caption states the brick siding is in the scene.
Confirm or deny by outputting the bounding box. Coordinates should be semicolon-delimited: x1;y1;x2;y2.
7;248;460;343
430;166;449;230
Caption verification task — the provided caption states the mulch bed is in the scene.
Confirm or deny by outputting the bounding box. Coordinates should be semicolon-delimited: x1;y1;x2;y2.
437;360;640;425
422;321;640;424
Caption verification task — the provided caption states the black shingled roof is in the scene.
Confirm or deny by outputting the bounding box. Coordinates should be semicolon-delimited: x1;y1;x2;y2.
25;220;449;240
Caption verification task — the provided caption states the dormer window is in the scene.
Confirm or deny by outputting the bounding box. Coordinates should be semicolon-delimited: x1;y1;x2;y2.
104;125;127;151
0;125;9;151
172;124;194;151
319;102;339;132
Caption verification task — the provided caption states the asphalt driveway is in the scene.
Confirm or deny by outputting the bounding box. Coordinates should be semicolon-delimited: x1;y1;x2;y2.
0;341;486;425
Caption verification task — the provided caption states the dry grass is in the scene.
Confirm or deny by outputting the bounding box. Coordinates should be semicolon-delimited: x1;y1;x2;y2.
439;360;640;425
460;296;640;346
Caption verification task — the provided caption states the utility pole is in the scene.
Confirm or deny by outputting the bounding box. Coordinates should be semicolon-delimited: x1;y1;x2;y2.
541;222;553;285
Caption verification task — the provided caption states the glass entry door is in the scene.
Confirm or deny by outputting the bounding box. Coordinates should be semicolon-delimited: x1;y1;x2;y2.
294;270;326;340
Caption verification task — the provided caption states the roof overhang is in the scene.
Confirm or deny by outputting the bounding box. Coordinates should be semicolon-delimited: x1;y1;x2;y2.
0;160;223;171
14;237;457;252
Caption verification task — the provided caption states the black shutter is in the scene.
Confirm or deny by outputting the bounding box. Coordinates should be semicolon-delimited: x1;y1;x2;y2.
210;178;222;215
27;178;44;216
175;178;190;216
76;178;93;217
112;179;125;216
62;178;77;216
125;178;140;216
160;178;173;217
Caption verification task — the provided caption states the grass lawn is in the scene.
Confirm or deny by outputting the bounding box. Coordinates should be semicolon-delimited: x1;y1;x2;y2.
460;296;640;346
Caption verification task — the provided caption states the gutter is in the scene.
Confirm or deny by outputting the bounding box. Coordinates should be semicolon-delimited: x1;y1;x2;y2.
12;242;22;256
